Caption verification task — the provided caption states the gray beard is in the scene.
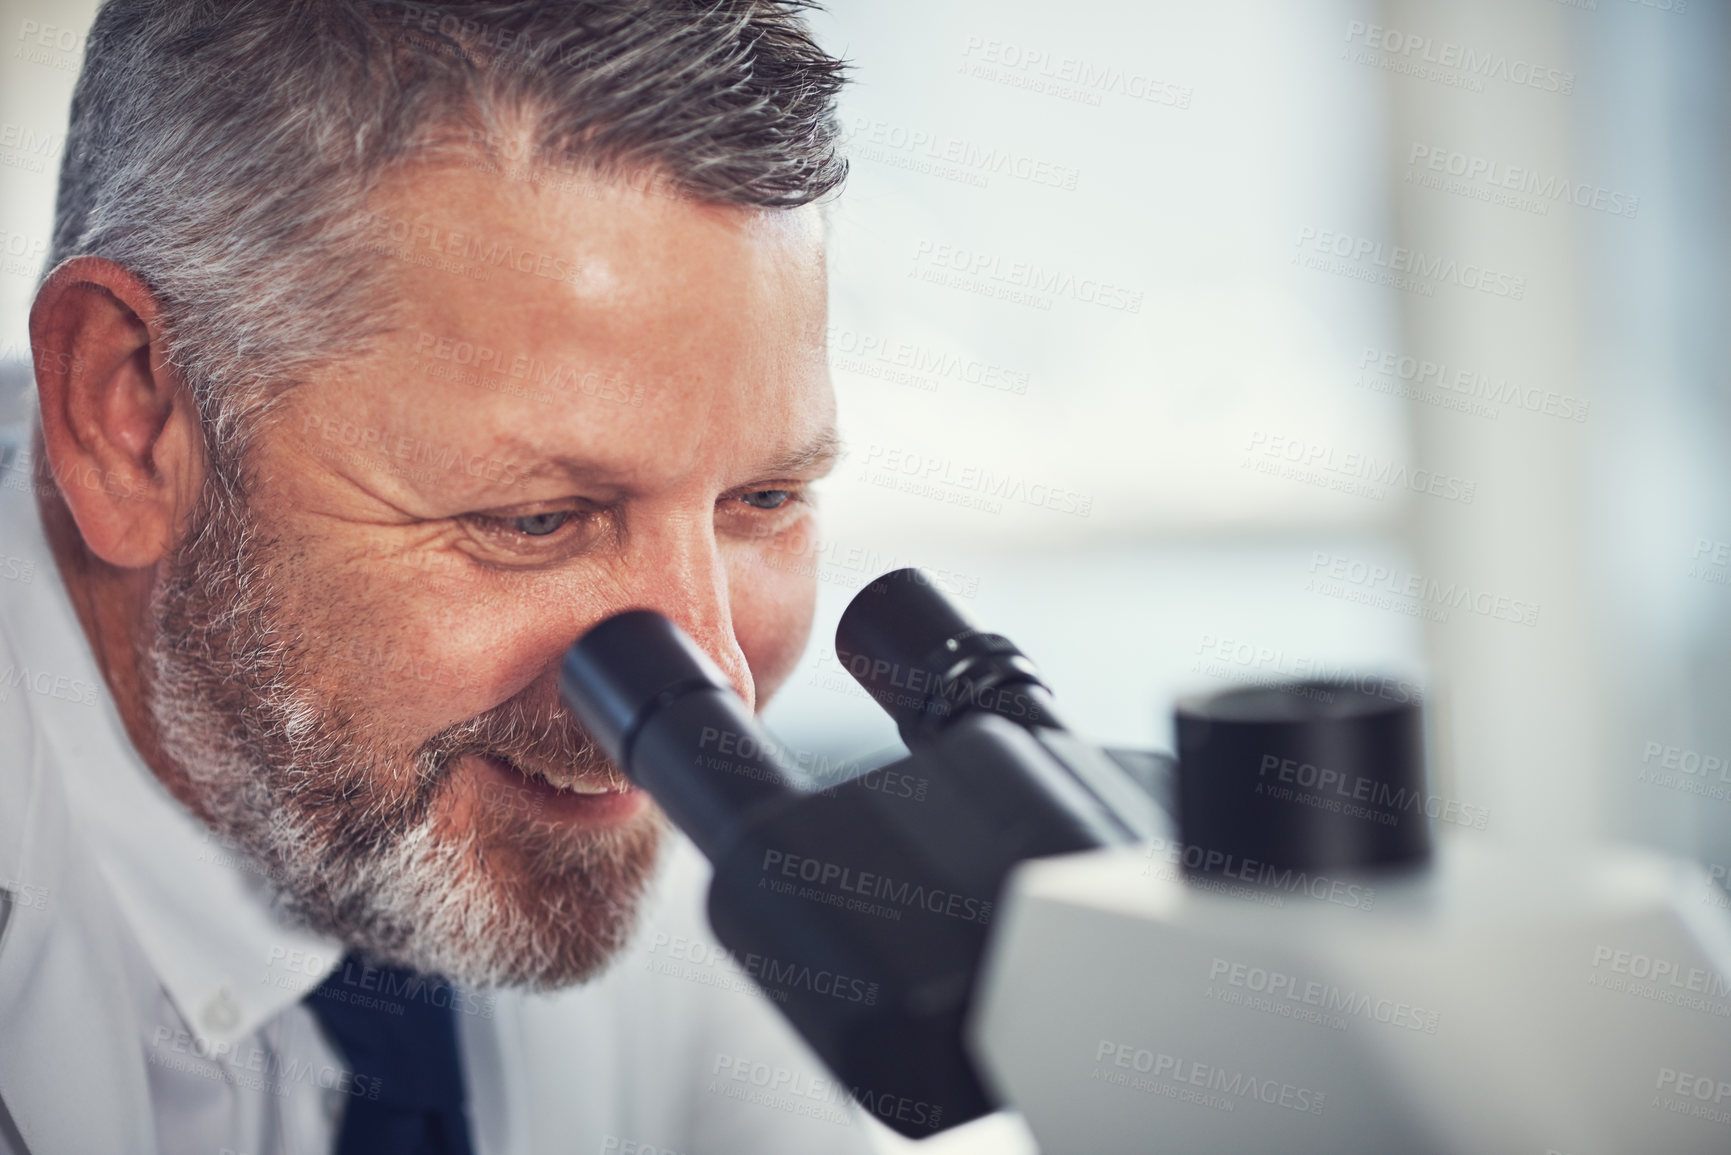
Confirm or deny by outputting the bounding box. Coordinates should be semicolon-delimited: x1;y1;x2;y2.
144;467;661;989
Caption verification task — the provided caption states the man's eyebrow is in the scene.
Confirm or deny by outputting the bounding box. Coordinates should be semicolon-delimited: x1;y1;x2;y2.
466;428;844;493
761;428;843;477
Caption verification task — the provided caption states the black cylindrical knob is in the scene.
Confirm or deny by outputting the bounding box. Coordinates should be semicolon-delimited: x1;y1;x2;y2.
1175;680;1430;877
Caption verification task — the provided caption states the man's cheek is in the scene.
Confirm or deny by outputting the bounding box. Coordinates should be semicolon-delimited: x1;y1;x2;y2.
319;622;496;727
295;567;530;736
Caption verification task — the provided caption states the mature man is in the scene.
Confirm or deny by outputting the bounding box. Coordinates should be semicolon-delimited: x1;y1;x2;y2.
0;1;880;1152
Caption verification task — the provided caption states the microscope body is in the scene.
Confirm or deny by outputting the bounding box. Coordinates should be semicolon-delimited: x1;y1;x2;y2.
975;835;1731;1154
559;568;1731;1150
689;711;1125;1131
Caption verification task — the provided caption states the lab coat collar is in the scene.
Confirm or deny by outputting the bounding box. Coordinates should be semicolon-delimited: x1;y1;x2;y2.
0;429;344;1048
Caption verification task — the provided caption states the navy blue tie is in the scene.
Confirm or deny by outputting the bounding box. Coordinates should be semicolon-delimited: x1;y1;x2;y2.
304;953;477;1155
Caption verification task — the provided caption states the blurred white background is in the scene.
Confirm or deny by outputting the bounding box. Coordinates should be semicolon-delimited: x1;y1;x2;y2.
777;0;1426;777
779;0;1731;893
4;2;1730;1148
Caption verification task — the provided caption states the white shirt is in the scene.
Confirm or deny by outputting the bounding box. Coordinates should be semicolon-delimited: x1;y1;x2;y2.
0;426;885;1155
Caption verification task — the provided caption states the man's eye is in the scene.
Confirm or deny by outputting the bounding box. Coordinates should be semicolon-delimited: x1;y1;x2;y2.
740;489;793;510
458;506;605;566
510;511;571;536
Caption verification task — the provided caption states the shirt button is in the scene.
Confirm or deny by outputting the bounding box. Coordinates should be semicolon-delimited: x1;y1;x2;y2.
201;987;241;1034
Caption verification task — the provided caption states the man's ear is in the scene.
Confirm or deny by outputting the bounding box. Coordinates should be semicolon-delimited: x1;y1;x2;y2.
29;257;207;569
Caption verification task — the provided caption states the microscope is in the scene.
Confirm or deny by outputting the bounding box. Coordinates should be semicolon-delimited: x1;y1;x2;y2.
559;569;1731;1154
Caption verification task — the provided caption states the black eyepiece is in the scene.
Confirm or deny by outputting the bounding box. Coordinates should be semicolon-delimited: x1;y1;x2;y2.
835;568;1060;741
558;609;732;763
560;609;801;858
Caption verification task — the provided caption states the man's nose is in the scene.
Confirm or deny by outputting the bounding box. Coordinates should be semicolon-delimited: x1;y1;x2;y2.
617;524;756;712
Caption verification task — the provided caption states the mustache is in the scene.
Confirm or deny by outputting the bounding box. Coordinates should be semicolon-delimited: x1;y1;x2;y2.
415;678;627;790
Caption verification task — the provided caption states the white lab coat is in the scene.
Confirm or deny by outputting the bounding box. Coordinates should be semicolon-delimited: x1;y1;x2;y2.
0;428;883;1155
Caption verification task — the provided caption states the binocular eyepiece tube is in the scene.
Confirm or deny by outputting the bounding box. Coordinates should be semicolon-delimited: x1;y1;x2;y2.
835;568;1063;741
558;569;1149;1138
558;609;803;861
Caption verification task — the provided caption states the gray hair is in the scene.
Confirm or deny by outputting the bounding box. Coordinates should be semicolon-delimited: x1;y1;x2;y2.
47;0;847;469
